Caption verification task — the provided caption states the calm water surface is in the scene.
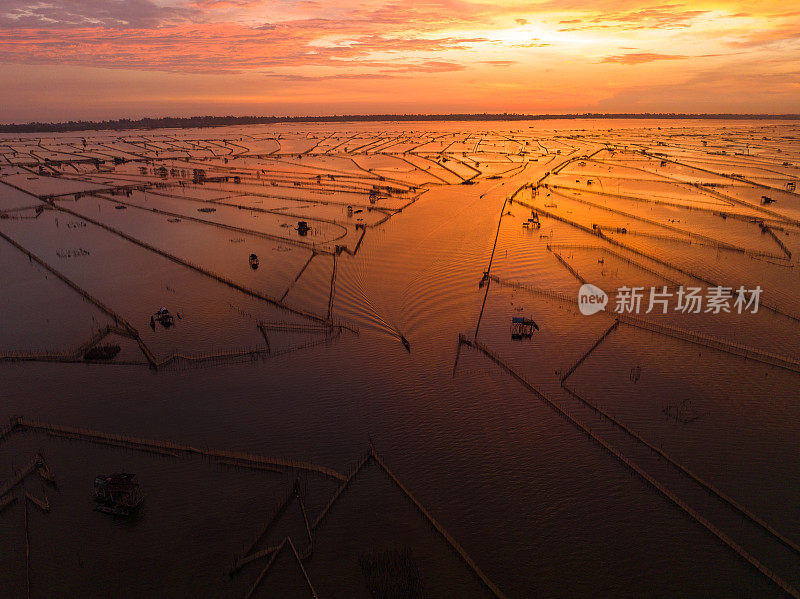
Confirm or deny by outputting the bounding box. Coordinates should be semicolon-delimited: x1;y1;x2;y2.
1;121;798;598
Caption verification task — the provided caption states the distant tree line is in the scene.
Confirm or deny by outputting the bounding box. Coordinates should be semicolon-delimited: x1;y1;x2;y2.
1;113;798;133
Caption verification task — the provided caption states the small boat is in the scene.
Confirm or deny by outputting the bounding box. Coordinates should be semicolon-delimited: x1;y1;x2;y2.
249;253;259;269
400;335;411;353
93;473;144;516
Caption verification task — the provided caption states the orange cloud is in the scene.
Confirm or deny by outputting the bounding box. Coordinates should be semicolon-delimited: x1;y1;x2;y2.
601;53;689;64
0;23;489;73
0;0;799;119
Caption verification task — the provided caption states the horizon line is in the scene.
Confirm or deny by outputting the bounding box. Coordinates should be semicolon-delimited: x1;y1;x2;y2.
3;112;800;134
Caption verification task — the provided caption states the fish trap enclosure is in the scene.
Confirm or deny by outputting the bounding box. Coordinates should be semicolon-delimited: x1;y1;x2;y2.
2;122;800;598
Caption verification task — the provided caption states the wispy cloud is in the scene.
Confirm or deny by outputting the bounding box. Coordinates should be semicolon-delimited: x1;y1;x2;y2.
0;0;798;118
264;72;398;81
600;52;689;64
0;0;198;29
0;23;489;73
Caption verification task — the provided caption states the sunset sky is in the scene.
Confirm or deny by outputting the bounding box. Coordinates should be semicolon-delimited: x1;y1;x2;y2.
1;1;799;122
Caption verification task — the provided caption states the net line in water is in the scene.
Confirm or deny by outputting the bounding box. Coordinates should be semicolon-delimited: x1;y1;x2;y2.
457;335;800;599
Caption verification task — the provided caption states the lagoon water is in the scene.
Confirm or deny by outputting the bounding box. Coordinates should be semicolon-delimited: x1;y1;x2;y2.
1;120;799;597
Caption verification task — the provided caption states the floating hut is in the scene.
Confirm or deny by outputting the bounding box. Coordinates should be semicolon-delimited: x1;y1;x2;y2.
523;211;541;229
153;307;174;328
511;317;539;339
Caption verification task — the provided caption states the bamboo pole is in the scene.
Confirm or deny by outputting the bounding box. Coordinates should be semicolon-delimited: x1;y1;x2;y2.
17;419;346;481
53;204;331;326
0;229;156;367
490;275;800;372
462;335;800;598
371;450;508;599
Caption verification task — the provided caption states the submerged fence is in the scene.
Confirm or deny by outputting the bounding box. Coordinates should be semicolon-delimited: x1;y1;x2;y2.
458;335;800;598
11;418;346;481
